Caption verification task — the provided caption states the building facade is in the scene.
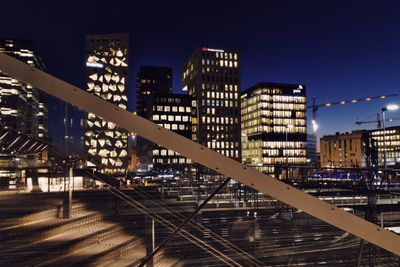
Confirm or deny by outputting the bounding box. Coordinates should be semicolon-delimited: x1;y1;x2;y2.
241;83;307;175
370;126;400;167
84;33;129;173
307;134;319;165
320;131;373;168
182;47;241;162
0;39;47;140
142;93;192;173
136;66;172;116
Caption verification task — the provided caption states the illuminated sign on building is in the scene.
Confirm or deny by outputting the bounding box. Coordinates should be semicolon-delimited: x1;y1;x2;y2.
86;62;104;68
201;47;225;53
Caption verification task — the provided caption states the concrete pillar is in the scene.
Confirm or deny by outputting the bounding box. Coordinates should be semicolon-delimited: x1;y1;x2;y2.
31;170;42;193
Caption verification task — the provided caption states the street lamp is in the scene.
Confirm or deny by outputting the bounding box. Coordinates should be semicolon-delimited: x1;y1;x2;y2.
381;104;399;169
285;124;294;179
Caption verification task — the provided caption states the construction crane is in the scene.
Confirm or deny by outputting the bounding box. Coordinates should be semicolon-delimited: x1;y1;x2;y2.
307;93;399;156
355;113;400;128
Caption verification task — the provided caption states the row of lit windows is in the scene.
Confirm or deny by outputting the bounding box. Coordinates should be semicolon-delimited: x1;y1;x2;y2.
201;68;239;77
152;115;190;122
153;149;180;156
243;140;307;149
242;125;306;135
272;95;305;103
242;118;306;128
251;88;286;95
265;149;306;156
201;60;238;68
204;91;238;99
205;146;239;158
242;103;305;115
206;141;239;149
204;133;237;140
375;141;400;149
205;125;239;133
243;156;307;166
201;99;238;108
155;106;191;113
157;123;189;131
371;130;397;136
271;103;306;110
371;135;400;141
154;158;192;164
201;116;238;124
214;52;237;60
242;102;303;113
241;95;306;107
201;83;238;92
242;110;305;119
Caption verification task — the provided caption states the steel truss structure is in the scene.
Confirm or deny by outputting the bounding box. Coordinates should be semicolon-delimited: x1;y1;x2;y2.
0;52;399;256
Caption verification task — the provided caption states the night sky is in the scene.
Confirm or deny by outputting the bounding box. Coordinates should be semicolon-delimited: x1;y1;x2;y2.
2;0;400;139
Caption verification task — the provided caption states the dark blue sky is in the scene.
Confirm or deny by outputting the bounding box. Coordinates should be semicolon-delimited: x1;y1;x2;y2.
2;0;400;138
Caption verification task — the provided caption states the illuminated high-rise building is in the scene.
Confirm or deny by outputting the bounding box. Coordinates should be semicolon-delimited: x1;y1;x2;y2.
182;47;241;162
0;39;47;140
241;83;307;176
85;33;129;173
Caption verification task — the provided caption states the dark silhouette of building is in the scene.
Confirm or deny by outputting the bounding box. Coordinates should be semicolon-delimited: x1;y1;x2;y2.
136;66;172;117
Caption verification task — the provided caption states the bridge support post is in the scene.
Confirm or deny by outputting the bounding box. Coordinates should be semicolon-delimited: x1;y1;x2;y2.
145;215;155;267
64;165;73;218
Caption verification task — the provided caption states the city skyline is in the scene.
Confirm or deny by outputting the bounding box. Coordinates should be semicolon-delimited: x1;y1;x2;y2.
2;1;400;138
2;2;400;263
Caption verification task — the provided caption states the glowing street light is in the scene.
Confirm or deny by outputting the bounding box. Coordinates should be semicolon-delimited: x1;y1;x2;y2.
385;104;399;111
311;119;318;132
